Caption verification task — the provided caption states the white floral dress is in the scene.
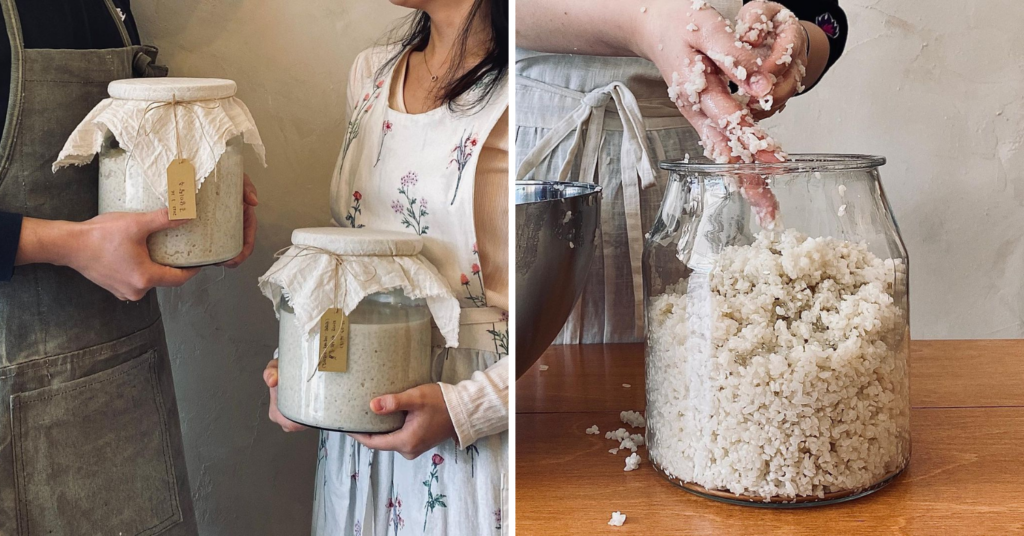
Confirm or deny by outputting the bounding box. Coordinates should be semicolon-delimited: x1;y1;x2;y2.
314;45;509;536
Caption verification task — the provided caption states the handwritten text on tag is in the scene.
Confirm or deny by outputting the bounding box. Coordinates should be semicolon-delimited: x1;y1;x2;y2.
167;159;197;220
318;308;350;372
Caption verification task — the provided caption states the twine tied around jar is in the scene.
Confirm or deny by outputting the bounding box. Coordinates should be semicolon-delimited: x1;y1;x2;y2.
268;245;379;380
122;94;222;189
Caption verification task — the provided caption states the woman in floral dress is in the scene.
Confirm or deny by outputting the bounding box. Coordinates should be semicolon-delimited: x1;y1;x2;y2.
263;0;509;534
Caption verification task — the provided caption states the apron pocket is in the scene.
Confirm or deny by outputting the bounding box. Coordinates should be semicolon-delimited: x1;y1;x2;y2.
10;350;183;536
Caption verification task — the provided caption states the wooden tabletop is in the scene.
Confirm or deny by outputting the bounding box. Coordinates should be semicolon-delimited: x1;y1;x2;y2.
515;341;1024;535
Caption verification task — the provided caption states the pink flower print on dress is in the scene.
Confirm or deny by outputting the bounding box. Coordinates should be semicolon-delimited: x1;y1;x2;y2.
385;486;405;532
345;191;366;228
461;263;487;307
339;79;386;169
375;119;393;167
394;171;429;235
448;130;479;205
423;454;448;530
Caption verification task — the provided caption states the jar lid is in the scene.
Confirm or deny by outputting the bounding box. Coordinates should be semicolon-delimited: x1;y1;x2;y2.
291;228;423;256
108;77;238;102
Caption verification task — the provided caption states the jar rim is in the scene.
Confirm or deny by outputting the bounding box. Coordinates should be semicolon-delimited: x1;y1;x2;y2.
659;154;886;174
515;180;603;206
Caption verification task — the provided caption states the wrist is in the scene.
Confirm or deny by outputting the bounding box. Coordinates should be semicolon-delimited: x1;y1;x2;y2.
799;21;830;89
15;218;75;267
630;0;680;60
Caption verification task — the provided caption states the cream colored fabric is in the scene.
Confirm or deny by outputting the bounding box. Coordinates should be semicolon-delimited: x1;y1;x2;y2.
257;240;461;348
53;79;265;204
392;51;510;311
315;45;509;536
388;50;510;444
439;356;509;448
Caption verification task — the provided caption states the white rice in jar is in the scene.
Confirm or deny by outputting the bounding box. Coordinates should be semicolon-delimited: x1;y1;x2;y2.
646;229;911;501
277;290;432;432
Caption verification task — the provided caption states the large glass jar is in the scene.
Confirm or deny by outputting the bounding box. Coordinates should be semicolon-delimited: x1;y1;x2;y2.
643;155;910;506
277;288;432;433
100;135;244;267
54;77;265;267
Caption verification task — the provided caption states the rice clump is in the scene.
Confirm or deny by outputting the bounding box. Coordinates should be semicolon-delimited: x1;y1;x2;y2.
646;229;910;500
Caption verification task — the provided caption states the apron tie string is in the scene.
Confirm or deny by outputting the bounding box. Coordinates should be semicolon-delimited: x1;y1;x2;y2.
516;77;655;339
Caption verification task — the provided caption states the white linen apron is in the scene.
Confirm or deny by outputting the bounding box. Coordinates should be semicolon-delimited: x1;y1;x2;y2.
317;46;509;536
515;0;741;344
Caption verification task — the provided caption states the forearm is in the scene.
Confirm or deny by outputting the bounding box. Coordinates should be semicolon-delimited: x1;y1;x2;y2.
439;356;509;448
14;217;79;267
516;0;650;58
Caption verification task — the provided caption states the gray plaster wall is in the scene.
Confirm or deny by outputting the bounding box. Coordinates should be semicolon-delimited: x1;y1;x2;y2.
131;1;407;533
763;0;1024;339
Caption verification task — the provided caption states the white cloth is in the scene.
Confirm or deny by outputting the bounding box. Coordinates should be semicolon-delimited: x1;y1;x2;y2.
53;92;265;203
439;357;509;449
314;45;510;536
258;248;462;348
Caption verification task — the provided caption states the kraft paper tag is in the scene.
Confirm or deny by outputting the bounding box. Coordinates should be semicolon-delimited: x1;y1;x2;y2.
167;159;197;220
318;308;349;372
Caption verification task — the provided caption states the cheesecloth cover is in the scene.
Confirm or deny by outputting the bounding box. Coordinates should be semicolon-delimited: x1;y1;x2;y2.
258;228;462;348
52;77;266;203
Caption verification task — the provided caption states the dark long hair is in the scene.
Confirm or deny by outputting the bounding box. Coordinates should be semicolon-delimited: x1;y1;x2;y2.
378;0;508;113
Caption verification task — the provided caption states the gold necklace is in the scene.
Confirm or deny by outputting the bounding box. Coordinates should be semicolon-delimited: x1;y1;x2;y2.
422;50;439;83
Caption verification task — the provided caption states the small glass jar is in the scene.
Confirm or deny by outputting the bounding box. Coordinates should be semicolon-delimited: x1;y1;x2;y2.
277;288;432;433
644;155;910;506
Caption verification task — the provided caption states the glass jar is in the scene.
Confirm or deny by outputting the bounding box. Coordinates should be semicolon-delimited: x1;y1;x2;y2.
643;155;910;506
99;135;244;267
73;77;265;267
277;288;432;433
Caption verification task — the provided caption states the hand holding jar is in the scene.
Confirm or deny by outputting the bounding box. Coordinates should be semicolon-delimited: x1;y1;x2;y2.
15;209;200;301
350;385;458;460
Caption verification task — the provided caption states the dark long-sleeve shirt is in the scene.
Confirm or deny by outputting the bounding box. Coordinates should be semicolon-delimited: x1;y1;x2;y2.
0;0;139;281
759;0;848;84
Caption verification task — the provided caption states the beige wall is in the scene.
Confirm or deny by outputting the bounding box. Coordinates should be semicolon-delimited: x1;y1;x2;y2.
132;1;407;533
763;0;1024;339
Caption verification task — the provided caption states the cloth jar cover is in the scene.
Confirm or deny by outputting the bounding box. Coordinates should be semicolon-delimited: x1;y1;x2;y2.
258;227;462;348
51;77;266;204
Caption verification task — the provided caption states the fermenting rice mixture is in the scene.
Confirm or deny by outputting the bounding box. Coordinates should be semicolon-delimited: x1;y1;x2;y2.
646;229;910;500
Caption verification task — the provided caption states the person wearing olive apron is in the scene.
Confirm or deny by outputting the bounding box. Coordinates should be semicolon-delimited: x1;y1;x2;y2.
516;0;848;344
0;1;254;533
262;1;509;534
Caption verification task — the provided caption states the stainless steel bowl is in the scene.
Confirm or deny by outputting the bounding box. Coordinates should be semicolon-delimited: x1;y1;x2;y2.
515;181;602;378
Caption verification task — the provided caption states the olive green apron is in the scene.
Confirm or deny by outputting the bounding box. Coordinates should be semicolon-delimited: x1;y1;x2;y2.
0;0;197;534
